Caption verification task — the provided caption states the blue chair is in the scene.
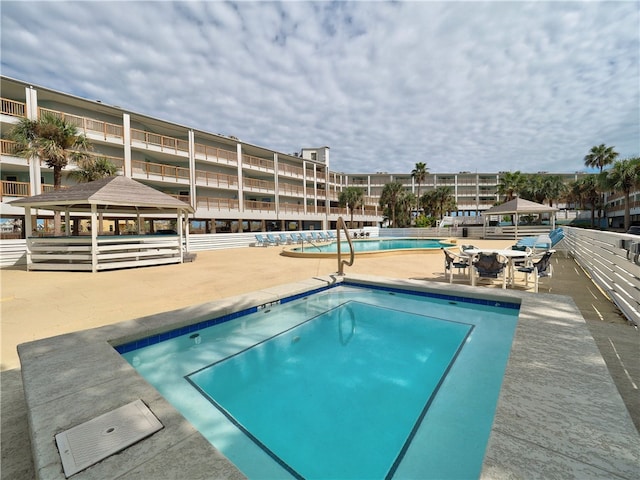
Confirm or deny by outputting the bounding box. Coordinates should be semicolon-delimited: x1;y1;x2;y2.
255;234;268;247
266;233;280;246
279;233;292;245
326;231;337;240
317;232;328;242
291;232;305;243
308;232;318;242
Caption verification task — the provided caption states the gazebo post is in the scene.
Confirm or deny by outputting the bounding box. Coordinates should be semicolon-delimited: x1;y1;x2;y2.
515;212;519;240
91;205;98;273
24;206;33;270
65;209;71;237
184;211;190;254
177;210;184;262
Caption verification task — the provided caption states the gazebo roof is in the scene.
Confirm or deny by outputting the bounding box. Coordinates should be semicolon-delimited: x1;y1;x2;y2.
10;176;194;214
483;197;558;215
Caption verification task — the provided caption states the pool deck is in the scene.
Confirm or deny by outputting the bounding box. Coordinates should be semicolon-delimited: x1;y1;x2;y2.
2;240;639;479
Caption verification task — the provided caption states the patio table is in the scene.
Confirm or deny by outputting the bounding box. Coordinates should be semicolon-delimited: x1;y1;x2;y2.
462;248;531;286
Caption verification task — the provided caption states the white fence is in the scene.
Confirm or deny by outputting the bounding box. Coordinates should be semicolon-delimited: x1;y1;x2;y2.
563;227;639;326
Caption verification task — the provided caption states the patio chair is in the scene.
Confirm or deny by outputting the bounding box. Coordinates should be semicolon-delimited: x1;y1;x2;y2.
472;253;507;289
317;232;328;242
443;248;470;283
290;232;304;243
278;233;292;245
326;231;336;240
254;234;269;247
516;250;554;292
265;233;280;246
308;232;319;242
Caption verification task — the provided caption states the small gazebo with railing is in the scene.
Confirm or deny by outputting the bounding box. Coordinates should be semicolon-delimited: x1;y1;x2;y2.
10;176;194;272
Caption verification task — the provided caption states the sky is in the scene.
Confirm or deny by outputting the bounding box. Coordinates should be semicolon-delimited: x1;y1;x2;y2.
1;1;638;175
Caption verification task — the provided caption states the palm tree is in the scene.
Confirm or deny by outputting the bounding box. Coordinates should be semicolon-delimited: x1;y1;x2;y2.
9;113;91;235
338;186;365;228
68;156;118;183
584;144;619;225
568;175;601;228
379;181;405;228
496;171;524;202
599;157;640;231
411;162;429;210
542;175;568;207
584;144;618;172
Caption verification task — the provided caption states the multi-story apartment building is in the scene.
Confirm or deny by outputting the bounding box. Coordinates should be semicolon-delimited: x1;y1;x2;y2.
0;76;596;237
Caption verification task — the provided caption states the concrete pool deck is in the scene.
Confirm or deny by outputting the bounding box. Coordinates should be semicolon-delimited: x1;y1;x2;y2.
2;241;639;479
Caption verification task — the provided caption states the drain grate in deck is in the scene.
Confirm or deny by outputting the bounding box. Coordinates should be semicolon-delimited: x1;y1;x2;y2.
55;399;163;477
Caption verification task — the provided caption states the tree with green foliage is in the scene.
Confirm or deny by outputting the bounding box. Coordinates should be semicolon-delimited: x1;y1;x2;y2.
567;175;601;228
411;162;429;211
599;157;640;231
9;113;91;235
338;186;365;228
584;144;618;172
68;156;118;183
379;181;406;228
496;171;524;201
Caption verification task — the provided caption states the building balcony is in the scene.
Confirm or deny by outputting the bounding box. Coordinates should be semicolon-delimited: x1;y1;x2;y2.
194;144;237;165
279;202;305;214
195;170;238;189
1;180;30;199
244;177;275;193
244;200;276;213
242;154;274;172
278;163;304;178
131;160;190;183
196;196;239;211
130;128;189;155
1;98;26;118
39;107;124;142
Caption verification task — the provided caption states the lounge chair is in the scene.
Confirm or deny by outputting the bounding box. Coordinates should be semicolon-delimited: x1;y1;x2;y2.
279;233;292;245
472;253;507;289
326;231;336;240
443;248;469;283
516;250;554;292
266;233;280;246
291;232;305;243
254;234;269;247
307;232;318;242
317;232;328;242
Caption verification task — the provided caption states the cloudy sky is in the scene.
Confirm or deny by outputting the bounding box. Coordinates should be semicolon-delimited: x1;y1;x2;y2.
2;1;638;174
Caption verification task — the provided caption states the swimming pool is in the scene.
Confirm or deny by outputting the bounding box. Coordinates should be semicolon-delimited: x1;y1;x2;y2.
118;283;519;479
281;237;455;257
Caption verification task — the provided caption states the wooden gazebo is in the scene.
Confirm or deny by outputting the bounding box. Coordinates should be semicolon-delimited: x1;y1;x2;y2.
10;176;194;272
482;198;558;240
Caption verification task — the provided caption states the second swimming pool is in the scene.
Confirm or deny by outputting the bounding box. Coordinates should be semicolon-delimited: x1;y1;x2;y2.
283;237;455;257
119;284;519;479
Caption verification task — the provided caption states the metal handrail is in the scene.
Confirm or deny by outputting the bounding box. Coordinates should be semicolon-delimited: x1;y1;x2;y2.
336;216;354;275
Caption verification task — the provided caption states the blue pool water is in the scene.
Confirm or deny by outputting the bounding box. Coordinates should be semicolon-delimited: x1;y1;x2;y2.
119;284;519;479
293;238;453;253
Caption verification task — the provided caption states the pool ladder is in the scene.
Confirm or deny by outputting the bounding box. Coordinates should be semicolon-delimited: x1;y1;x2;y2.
336;216;355;275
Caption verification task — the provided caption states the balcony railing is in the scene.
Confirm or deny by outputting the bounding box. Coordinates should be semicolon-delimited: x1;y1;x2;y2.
194;170;238;189
1;139;19;156
131;160;190;181
279;202;305;214
131;128;189;153
244;177;275;191
244;200;276;212
243;154;274;171
39;107;124;140
278;163;304;177
1;98;26;118
279;183;304;196
1;180;30;199
194;144;237;165
196;197;239;211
